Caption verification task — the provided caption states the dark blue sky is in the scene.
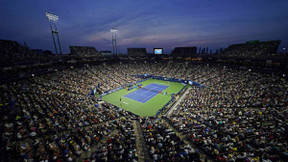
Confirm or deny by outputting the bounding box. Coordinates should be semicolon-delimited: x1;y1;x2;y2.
1;0;288;54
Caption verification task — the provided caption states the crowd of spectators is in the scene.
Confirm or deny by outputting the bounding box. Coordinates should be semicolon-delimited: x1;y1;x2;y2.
164;106;288;161
0;40;52;67
90;118;138;161
69;46;101;57
140;117;201;161
222;40;281;58
162;66;288;161
127;48;147;57
0;71;136;161
1;60;288;161
171;47;197;57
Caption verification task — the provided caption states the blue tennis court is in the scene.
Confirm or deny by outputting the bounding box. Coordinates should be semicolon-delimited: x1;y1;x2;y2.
124;83;169;103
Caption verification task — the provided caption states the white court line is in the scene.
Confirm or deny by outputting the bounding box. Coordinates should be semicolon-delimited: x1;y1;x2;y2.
126;85;168;103
128;90;155;103
141;93;155;103
140;90;162;102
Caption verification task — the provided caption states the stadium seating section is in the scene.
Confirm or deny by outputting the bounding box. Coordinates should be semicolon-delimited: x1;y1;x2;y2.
222;40;281;58
171;47;197;57
127;48;147;57
69;46;101;57
0;39;288;161
0;40;52;67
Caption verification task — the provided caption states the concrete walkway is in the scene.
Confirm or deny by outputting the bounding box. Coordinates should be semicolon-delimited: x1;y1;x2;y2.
166;87;191;115
133;120;152;162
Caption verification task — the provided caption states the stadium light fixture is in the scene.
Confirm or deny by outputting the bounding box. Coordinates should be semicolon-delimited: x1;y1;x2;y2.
45;12;59;22
110;28;117;33
111;28;118;54
45;12;62;55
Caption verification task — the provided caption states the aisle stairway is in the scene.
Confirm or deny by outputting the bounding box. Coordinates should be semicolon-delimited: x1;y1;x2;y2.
133;120;151;162
166;87;191;115
161;118;213;161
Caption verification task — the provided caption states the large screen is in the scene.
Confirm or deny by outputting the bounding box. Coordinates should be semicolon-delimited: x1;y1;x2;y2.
154;48;163;54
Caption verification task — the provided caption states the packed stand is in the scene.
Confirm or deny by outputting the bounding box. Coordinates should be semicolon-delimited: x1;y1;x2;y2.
69;46;101;57
0;76;134;161
222;40;281;58
1;61;288;161
127;48;147;57
90;118;138;161
140;117;201;161
164;65;288;161
0;40;52;67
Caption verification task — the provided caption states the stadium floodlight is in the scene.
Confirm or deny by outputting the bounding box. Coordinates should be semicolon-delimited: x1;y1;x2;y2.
45;12;62;55
45;12;59;22
111;28;118;54
110;28;118;33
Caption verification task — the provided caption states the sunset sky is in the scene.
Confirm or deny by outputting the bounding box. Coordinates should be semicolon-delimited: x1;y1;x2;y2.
1;0;287;54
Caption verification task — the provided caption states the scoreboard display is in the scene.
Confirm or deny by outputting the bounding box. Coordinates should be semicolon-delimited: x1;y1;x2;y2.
154;48;163;54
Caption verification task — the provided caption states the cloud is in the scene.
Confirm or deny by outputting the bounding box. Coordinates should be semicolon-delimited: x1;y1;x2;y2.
1;0;288;53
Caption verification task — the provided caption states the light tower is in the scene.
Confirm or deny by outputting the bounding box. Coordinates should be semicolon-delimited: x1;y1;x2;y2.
45;12;62;55
110;28;118;54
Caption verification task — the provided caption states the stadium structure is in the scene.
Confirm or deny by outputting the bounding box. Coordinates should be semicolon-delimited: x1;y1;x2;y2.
1;7;288;161
171;47;197;57
1;37;288;161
